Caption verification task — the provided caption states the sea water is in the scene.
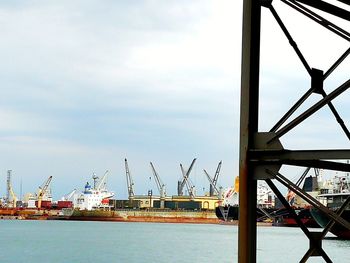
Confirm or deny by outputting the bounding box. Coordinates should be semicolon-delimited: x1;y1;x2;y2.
0;220;349;263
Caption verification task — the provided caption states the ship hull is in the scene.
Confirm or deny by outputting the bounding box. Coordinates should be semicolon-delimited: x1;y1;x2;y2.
310;208;350;239
272;207;319;228
215;206;239;222
215;206;278;222
55;209;220;224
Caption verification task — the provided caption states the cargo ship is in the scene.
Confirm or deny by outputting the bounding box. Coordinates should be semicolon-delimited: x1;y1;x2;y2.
215;178;275;222
49;171;221;224
2;161;223;224
310;173;350;239
54;207;220;224
272;174;321;227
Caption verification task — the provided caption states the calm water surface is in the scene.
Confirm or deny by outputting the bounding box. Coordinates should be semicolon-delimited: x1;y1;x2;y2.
0;220;349;263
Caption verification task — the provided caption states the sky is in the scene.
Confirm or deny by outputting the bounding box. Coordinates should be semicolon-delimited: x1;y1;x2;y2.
0;1;349;200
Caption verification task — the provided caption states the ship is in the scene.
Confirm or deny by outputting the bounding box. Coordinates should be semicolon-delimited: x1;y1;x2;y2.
215;178;275;222
55;207;220;224
272;172;321;227
51;170;221;224
310;172;350;239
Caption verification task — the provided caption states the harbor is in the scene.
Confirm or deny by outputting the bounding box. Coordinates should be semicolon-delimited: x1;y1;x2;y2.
0;0;348;262
1;159;350;240
0;159;226;224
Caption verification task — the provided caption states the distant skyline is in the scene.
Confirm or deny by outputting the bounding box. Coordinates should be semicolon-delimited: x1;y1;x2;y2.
0;1;348;199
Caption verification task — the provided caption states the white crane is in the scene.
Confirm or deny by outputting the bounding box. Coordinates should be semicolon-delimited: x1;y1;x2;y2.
96;170;109;191
61;189;77;201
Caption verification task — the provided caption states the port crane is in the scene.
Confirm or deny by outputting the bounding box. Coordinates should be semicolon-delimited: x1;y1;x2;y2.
150;162;166;198
96;170;109;191
61;189;77;201
203;161;222;197
6;170;17;208
177;158;196;196
124;159;135;200
37;176;52;209
178;159;196;198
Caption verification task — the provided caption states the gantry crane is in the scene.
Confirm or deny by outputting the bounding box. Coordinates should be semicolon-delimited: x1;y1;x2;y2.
124;159;135;200
203;161;222;197
37;176;52;209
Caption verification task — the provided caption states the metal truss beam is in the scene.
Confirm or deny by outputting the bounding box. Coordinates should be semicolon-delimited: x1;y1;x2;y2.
238;0;261;262
295;0;350;21
239;0;349;262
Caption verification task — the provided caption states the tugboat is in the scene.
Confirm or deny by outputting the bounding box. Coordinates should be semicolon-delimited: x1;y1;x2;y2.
310;173;350;239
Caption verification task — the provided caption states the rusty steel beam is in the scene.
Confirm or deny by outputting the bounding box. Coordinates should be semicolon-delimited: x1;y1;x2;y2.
238;0;261;262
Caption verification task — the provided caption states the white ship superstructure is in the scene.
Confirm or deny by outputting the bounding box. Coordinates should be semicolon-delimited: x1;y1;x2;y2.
74;171;114;210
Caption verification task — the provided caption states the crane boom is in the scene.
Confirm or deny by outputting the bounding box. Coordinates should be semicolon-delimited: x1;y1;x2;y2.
62;189;77;201
125;159;135;199
37;176;52;209
204;169;220;197
150;162;166;198
177;158;196;196
209;161;222;196
96;170;109;190
180;164;195;198
212;161;222;186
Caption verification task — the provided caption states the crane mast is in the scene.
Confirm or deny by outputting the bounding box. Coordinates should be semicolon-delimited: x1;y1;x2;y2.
124;159;135;200
177;158;196;196
37;176;52;209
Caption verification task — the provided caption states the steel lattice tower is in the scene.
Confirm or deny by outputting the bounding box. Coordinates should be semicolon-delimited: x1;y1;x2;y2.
238;0;350;262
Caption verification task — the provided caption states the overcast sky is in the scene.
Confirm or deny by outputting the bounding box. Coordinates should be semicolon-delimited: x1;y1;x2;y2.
0;1;349;199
